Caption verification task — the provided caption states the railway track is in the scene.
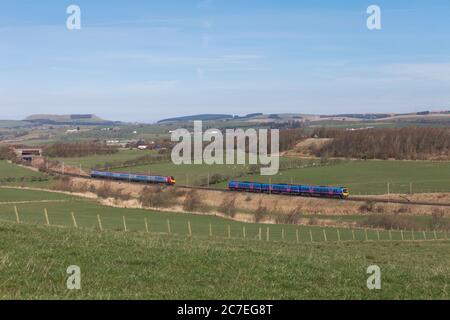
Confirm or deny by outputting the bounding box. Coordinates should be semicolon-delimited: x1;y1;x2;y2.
52;170;450;208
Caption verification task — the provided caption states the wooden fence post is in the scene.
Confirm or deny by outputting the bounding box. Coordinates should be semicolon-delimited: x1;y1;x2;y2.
44;208;50;226
71;212;78;228
188;221;192;237
167;219;171;234
337;229;341;242
209;223;213;237
282;228;285;241
296;229;299;244
97;215;103;231
144;218;149;233
377;230;380;241
352;229;355;241
14;206;20;224
323;229;327;242
266;227;270;242
423;231;426;240
242;226;246;239
401;230;404;241
123;216;128;232
258;227;262;241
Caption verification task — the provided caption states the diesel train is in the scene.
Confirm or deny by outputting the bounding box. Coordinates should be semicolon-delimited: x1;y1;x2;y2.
228;181;350;199
89;170;349;199
90;170;176;185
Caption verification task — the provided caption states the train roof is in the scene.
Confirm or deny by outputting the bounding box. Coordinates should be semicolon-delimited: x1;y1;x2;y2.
91;170;172;178
229;181;347;189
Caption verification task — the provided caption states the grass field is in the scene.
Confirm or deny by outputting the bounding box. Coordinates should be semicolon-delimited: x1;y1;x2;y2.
0;222;449;299
0;188;73;202
229;160;450;195
0;161;51;187
51;149;158;170
1;188;449;299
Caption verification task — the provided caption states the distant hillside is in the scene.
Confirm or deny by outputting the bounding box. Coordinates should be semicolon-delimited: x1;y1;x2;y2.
158;114;234;123
0;120;32;128
157;113;266;123
24;114;121;126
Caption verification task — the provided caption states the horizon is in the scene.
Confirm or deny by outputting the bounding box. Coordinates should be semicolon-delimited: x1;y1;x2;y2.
1;0;450;122
5;108;450;124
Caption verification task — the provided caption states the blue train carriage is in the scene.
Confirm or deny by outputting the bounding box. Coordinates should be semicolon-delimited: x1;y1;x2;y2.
228;181;350;199
91;170;176;185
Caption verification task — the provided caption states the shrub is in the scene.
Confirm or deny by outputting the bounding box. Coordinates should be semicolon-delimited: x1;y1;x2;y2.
254;201;268;223
430;209;450;231
51;176;72;191
182;190;203;212
395;206;411;214
0;145;16;160
139;186;172;208
96;183;114;199
359;201;375;213
359;214;419;231
307;217;319;225
218;196;237;217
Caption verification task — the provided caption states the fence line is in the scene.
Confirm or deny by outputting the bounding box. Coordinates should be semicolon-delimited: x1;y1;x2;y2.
2;207;450;245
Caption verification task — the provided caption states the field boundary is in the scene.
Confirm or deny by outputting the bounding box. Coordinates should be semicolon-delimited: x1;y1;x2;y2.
0;200;69;205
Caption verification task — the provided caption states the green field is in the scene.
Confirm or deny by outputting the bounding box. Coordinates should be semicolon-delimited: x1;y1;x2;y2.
1;188;449;299
50;149;159;170
0;222;449;299
229;160;450;195
0;161;51;187
0;188;73;202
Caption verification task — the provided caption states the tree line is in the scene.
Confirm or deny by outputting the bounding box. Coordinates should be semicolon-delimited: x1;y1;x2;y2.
0;145;16;160
311;127;450;160
43;142;119;158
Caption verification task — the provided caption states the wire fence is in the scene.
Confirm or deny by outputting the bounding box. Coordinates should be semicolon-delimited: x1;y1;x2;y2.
3;205;450;244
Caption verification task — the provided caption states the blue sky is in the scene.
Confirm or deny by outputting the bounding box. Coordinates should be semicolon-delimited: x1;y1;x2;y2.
1;0;450;122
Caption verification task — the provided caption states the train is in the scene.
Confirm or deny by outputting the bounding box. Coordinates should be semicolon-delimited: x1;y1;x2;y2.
90;170;176;185
88;170;349;199
228;181;350;199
